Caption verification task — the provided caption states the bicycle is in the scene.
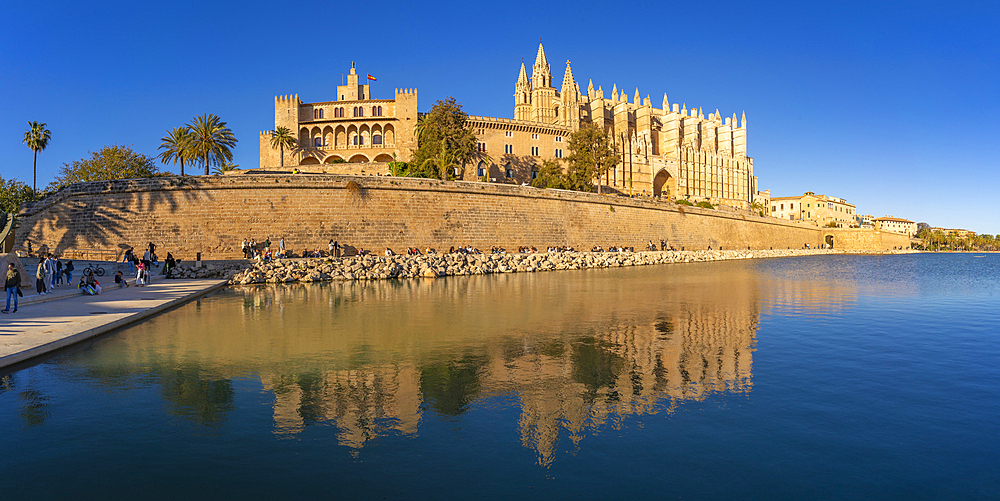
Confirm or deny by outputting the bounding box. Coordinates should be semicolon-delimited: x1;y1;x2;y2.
82;262;106;277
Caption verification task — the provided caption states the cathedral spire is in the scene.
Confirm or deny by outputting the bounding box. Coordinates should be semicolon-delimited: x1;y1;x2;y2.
634;88;641;105
741;111;747;128
662;93;669;111
588;79;594;98
532;43;551;88
611;84;618;104
517;62;529;87
561;60;576;94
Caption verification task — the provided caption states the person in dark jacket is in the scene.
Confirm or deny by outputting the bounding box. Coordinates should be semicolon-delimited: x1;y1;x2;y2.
35;258;46;295
4;262;21;313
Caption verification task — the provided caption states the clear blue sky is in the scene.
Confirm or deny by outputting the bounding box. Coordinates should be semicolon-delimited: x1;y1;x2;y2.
3;1;998;233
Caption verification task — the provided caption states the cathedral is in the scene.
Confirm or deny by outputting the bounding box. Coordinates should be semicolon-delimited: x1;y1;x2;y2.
259;44;763;209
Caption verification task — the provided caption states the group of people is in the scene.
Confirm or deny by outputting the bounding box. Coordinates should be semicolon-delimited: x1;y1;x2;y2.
242;237;272;260
34;254;74;295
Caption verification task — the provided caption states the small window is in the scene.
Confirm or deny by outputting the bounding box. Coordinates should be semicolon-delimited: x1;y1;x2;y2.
531;133;539;140
504;145;513;154
477;142;486;152
531;146;538;156
505;131;513;137
555;149;562;158
373;134;383;145
555;136;563;143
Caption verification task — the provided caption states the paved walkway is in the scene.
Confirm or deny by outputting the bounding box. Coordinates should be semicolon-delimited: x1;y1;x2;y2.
0;278;228;369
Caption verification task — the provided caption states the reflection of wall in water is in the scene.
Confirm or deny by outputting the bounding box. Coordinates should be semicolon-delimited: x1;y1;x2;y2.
96;266;759;459
485;275;758;465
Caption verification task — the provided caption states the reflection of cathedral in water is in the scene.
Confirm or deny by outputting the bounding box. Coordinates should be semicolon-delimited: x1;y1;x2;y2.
248;271;759;466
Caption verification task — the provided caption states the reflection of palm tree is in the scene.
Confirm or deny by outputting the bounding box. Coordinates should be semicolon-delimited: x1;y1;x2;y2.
269;126;297;168
22;121;51;199
187;114;237;175
157;126;194;176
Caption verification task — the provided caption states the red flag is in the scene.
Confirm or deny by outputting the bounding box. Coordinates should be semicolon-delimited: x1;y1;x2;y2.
367;74;377;81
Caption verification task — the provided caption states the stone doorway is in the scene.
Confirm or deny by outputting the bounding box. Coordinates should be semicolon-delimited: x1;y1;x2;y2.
825;235;834;248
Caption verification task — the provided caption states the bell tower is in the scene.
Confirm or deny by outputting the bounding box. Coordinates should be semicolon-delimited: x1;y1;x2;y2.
530;43;556;123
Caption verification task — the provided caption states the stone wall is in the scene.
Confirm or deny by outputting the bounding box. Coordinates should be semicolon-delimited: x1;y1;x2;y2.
823;228;912;250
15;174;858;260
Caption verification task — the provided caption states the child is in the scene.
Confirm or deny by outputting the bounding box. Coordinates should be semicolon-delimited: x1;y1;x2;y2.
114;271;130;288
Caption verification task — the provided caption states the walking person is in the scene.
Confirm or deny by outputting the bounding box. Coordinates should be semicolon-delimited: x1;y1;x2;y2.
55;258;63;286
4;262;21;313
35;258;46;295
279;237;285;258
43;254;55;293
64;260;74;284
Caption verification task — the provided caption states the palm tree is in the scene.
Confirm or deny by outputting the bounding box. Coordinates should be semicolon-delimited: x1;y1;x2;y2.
269;126;296;168
23;121;51;199
157;126;194;175
211;161;239;175
420;146;460;181
186;114;237;175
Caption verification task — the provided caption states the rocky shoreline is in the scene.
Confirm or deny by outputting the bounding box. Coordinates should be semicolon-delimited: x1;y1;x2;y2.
204;248;915;285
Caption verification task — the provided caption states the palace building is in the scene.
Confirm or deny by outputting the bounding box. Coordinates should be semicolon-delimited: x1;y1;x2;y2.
259;63;418;168
259;44;763;209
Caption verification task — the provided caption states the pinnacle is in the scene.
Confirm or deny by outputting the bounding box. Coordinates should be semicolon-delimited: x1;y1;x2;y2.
534;42;549;68
561;60;576;91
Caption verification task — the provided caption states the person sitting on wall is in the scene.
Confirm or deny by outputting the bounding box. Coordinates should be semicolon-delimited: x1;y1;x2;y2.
164;253;177;278
115;271;130;288
83;272;101;295
385;248;395;256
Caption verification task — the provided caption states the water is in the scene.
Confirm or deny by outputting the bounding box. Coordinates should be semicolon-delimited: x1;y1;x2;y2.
2;254;998;499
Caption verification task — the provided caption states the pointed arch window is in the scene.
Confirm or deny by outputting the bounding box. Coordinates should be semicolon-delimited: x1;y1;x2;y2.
373;134;382;145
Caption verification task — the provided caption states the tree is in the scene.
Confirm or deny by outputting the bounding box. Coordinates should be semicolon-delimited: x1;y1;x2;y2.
530;160;568;189
0;176;33;214
187;114;237;175
412;97;478;180
48;145;159;191
269;126;296;168
22;121;51;199
211;161;239;175
564;123;620;193
157;126;194;175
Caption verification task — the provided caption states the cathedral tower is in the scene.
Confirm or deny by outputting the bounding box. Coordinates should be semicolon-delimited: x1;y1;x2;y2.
530;43;556;123
514;62;531;121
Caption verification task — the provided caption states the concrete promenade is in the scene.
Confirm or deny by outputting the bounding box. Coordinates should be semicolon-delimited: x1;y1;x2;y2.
0;278;228;369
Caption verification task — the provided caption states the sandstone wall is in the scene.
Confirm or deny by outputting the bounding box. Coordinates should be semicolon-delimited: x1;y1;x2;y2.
15;175;833;260
823;228;912;251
